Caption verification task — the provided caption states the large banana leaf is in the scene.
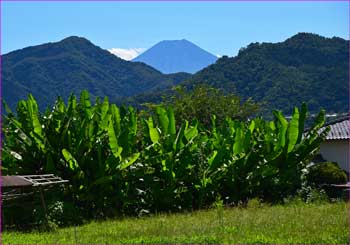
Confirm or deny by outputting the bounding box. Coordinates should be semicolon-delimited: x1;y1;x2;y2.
108;117;123;159
110;104;121;134
297;103;307;143
273;110;288;149
156;106;169;135
62;149;79;171
287;107;299;153
173;123;185;151
184;120;198;142
146;117;160;144
118;153;140;170
233;126;244;154
80;90;92;119
98;97;110;131
167;107;176;136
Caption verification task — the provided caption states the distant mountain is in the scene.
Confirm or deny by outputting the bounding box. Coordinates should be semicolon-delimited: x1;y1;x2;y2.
183;33;349;114
132;39;217;74
4;33;348;115
2;36;190;110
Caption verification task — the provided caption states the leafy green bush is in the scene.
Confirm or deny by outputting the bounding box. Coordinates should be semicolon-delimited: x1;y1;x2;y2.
306;162;347;199
307;162;347;186
161;85;260;128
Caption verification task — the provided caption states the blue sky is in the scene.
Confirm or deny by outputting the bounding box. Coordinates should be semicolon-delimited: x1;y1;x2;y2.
2;1;349;59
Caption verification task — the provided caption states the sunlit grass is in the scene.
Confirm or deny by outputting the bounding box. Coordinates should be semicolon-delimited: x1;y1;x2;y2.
2;201;349;244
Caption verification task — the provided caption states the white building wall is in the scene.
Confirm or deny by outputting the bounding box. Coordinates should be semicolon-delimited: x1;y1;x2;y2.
319;140;349;173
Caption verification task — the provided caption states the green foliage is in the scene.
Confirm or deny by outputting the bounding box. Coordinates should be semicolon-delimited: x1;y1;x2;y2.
2;91;142;218
305;162;347;199
2;92;329;224
160;85;260;127
307;162;347;186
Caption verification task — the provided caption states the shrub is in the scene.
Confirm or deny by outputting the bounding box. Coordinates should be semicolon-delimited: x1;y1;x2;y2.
306;162;347;198
161;85;260;128
307;162;347;186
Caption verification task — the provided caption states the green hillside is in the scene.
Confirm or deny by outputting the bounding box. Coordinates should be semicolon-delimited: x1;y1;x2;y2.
2;36;190;110
183;33;349;114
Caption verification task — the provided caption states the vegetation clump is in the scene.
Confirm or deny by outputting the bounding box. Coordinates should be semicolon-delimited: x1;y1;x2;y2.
307;161;347;186
306;161;348;198
2;90;330;227
161;85;260;127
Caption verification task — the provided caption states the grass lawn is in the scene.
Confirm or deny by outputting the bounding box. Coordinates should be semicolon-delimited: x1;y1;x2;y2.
2;201;349;244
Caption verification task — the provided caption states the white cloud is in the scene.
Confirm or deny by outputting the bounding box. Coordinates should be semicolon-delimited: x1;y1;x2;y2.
108;48;146;61
216;54;222;58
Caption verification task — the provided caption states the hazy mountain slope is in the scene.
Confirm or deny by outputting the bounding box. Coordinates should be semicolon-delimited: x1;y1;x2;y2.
2;36;190;110
132;39;217;74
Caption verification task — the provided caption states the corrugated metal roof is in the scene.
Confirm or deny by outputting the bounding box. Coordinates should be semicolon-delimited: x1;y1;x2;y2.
1;174;68;188
1;176;33;187
324;118;350;140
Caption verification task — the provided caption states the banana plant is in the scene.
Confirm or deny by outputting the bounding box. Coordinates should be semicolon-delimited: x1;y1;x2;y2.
2;93;329;217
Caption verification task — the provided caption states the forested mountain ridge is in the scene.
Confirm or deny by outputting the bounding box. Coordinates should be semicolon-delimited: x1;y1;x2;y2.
2;36;190;110
183;33;349;114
